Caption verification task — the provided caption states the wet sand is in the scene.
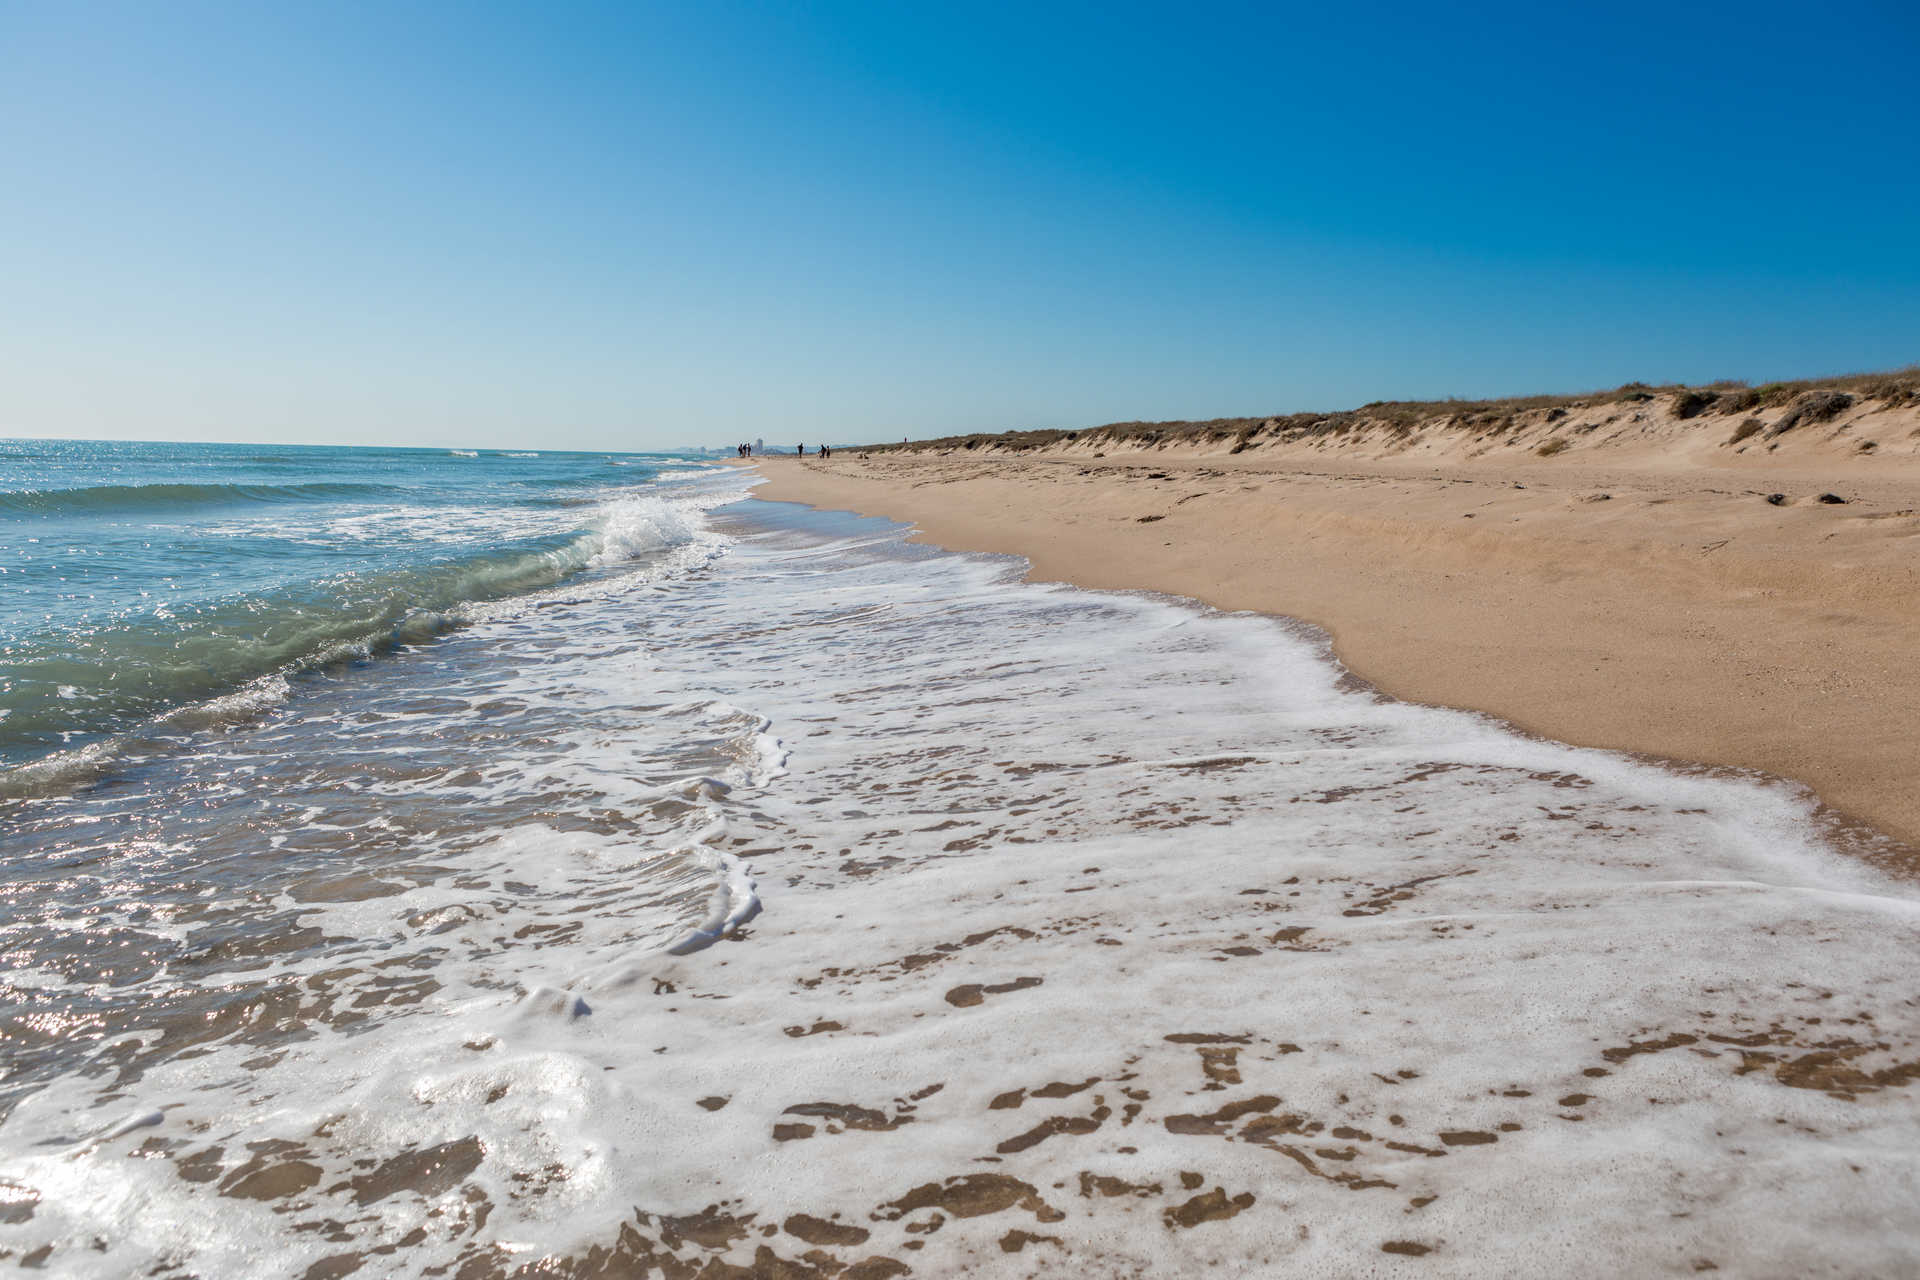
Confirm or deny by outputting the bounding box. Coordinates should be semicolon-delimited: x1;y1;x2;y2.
744;435;1920;856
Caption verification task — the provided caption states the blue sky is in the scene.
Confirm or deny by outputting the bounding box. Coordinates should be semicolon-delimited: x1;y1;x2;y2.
2;1;1915;450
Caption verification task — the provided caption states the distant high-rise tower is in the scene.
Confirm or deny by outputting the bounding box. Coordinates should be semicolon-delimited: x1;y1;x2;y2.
755;437;765;454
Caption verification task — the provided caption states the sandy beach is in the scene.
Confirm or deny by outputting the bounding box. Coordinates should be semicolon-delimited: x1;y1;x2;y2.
746;387;1920;860
11;2;1920;1272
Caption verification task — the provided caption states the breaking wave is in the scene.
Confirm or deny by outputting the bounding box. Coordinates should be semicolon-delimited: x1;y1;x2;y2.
0;494;716;788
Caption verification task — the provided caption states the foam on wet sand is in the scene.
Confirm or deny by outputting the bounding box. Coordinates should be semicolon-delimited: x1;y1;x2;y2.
3;500;1918;1276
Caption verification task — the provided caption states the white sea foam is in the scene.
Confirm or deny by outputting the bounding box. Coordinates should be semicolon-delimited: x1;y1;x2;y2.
664;827;762;956
3;497;1918;1277
585;494;702;568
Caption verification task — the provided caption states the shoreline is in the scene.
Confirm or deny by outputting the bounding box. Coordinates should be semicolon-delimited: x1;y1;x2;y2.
12;485;1920;1274
737;447;1920;861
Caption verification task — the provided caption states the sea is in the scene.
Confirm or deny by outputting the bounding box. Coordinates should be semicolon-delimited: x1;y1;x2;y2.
3;438;1919;1277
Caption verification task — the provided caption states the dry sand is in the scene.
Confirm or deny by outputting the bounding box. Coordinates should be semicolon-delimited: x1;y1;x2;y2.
742;398;1920;857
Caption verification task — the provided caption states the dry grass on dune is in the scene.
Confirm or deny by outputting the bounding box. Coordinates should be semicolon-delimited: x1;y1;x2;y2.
854;366;1920;458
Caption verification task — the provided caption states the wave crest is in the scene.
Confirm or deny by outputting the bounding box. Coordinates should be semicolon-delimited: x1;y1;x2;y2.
588;496;697;568
0;493;722;794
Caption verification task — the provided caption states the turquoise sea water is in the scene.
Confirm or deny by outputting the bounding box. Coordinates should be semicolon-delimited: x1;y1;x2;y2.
0;439;707;778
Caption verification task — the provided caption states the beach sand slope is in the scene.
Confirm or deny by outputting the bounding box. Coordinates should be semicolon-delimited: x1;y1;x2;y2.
747;399;1920;854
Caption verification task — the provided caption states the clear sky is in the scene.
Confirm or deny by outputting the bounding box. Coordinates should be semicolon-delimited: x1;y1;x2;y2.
3;1;1916;450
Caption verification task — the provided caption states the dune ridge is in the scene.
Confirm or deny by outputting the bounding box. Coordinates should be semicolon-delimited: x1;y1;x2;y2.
859;369;1920;470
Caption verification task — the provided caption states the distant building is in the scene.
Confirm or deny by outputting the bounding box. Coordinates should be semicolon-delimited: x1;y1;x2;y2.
755;438;765;454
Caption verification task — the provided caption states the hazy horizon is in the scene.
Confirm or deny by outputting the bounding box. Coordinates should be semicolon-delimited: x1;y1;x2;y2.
4;1;1916;452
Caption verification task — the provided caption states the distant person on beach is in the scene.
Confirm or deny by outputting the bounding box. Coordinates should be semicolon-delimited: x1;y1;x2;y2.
797;444;805;456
